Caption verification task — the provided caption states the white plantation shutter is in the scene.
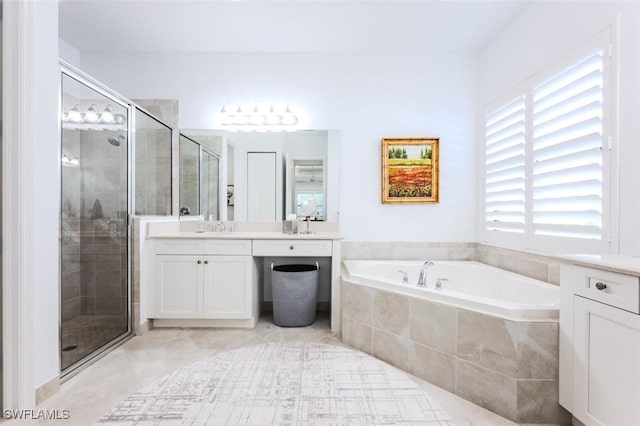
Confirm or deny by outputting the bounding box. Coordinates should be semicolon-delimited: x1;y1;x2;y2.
482;28;613;253
532;50;604;240
485;96;526;234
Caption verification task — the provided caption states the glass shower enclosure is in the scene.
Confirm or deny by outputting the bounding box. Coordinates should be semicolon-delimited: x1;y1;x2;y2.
60;67;131;375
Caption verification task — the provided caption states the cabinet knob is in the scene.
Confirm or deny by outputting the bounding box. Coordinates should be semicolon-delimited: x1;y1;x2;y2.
595;281;607;291
289;245;294;250
204;260;209;265
197;260;202;264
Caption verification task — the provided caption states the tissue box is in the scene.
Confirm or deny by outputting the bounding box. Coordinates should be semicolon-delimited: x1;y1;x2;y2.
282;220;298;234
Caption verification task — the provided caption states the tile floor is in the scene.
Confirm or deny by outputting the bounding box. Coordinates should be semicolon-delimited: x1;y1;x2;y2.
26;313;545;425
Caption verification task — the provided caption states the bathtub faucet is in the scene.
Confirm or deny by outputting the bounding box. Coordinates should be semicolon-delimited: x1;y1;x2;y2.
417;261;434;287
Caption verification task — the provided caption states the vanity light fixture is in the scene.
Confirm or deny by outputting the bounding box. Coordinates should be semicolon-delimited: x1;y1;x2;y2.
62;103;126;128
218;104;299;130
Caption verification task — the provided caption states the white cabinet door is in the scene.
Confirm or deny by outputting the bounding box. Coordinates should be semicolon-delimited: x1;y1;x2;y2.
573;296;640;426
155;255;203;318
203;256;252;319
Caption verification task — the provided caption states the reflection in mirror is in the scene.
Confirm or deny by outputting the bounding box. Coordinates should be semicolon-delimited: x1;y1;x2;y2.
291;160;324;220
179;134;200;216
181;129;339;223
200;149;220;220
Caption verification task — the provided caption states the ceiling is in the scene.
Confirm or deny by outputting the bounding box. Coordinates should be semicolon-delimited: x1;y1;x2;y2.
59;0;528;54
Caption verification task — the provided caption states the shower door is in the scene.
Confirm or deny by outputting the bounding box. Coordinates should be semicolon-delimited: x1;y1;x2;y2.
60;69;131;374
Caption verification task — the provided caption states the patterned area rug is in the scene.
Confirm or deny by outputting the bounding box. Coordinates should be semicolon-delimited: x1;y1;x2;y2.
97;342;455;425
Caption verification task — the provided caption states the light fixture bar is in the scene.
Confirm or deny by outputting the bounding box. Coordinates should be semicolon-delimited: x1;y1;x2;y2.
218;104;299;131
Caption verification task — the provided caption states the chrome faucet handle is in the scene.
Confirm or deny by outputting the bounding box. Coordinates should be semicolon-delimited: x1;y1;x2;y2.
398;270;409;283
435;277;449;290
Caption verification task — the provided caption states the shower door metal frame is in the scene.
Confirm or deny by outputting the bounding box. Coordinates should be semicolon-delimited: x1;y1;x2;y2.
58;61;134;380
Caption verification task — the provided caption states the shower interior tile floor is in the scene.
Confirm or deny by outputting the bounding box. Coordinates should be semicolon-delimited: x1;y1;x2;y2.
61;315;128;370
32;312;541;426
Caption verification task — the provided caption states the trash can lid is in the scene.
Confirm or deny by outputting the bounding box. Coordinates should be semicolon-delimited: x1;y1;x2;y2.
273;264;318;273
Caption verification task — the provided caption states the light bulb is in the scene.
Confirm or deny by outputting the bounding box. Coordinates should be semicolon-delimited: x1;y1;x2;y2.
265;106;280;125
281;106;297;126
249;106;264;125
83;104;99;123
100;105;115;124
66;105;83;123
220;106;233;126
234;106;248;125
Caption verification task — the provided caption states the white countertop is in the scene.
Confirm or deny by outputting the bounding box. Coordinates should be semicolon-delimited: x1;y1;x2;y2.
147;231;343;241
558;254;640;276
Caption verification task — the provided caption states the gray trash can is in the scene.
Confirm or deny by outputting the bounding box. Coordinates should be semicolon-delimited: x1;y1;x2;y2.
271;263;319;327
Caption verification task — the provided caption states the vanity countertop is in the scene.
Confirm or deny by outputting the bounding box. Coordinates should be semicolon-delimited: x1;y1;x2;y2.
558;254;640;276
147;231;343;241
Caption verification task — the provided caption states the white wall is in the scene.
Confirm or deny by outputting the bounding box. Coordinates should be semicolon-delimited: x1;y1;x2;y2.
478;1;640;255
78;51;478;242
59;37;80;68
33;0;60;391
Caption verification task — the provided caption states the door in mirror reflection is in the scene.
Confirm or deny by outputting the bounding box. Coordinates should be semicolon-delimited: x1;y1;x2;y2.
60;71;131;374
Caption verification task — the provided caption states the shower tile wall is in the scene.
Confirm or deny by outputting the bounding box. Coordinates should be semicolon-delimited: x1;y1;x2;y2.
134;127;171;215
61;129;128;320
79;130;128;317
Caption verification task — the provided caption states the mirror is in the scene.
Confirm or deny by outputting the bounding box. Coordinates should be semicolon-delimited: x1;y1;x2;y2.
181;129;339;222
179;133;222;219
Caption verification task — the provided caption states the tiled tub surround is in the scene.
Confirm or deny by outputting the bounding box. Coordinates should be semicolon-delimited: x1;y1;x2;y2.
341;269;570;424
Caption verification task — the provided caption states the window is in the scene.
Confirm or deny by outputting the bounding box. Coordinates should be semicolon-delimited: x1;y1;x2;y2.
483;30;613;253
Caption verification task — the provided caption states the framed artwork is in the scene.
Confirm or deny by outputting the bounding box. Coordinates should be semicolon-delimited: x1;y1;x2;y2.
227;185;235;206
382;137;439;204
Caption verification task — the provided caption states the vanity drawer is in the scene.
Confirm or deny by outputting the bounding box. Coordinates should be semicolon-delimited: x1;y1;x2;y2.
252;240;332;257
203;239;252;256
155;239;204;255
572;265;640;314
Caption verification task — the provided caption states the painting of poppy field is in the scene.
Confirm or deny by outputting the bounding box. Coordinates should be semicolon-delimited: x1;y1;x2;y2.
382;138;439;203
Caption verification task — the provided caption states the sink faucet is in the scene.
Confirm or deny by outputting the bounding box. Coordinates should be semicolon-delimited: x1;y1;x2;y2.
417;261;434;287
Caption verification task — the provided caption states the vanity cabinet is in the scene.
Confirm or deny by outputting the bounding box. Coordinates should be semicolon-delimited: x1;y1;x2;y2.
560;264;640;426
153;239;258;326
156;254;203;318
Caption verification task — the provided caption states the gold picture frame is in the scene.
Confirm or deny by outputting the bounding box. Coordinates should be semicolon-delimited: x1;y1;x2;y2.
382;137;439;204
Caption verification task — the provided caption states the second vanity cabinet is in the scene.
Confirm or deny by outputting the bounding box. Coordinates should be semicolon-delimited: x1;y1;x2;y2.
560;264;640;426
154;239;258;324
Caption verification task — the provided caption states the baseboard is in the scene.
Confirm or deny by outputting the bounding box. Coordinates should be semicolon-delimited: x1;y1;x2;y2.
152;317;258;328
138;320;152;335
35;375;60;405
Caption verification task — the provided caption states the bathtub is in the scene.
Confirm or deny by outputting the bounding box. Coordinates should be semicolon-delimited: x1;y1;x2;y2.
342;260;559;321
